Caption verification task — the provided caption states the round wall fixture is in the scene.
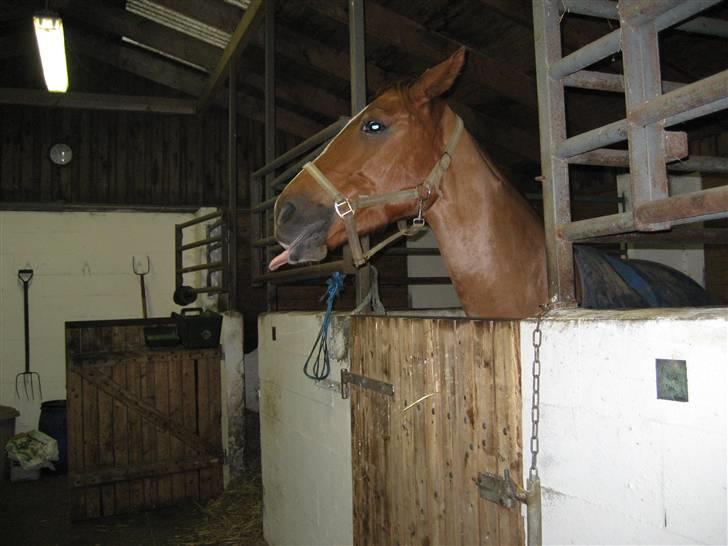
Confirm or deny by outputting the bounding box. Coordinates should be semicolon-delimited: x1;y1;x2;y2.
49;143;73;165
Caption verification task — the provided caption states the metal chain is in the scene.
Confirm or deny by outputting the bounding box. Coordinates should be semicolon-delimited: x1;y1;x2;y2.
529;306;547;482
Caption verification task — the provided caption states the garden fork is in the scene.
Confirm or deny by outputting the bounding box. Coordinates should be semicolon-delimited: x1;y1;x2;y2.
16;269;42;400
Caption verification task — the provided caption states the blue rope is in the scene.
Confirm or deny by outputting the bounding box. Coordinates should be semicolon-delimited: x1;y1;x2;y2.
303;272;346;380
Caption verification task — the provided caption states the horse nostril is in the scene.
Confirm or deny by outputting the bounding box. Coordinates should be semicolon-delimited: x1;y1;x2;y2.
277;200;296;225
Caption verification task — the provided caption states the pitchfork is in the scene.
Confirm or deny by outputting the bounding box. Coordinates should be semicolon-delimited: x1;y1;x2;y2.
16;269;42;400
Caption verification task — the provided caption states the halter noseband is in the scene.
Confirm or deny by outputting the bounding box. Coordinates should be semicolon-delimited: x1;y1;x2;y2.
303;115;464;267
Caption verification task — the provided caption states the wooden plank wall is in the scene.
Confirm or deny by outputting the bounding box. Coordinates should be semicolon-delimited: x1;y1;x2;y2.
66;322;223;520
0;104;267;207
349;316;524;546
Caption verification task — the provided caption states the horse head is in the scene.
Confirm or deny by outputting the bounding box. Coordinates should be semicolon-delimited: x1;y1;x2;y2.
269;48;466;271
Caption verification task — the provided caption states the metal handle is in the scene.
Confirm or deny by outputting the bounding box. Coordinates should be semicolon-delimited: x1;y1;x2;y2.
139;276;148;318
18;269;33;372
18;269;33;283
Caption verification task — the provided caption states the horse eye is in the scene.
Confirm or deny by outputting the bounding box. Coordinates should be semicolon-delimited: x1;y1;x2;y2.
362;120;386;134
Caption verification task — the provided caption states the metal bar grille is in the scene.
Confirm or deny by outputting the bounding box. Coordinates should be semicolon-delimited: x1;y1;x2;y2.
532;0;728;305
174;212;229;299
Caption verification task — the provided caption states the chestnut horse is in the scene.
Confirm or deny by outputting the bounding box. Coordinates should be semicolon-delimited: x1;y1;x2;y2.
269;49;711;318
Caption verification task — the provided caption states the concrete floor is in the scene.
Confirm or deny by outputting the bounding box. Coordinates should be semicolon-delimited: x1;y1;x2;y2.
0;463;264;545
0;474;211;545
1;413;265;545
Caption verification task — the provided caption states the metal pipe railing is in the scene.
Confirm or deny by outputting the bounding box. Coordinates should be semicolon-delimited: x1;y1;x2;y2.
563;70;684;93
561;0;728;39
253;236;279;248
177;262;224;274
635;185;728;225
180;236;223;252
269;143;328;190
251;117;348;180
569;150;728;174
253;259;354;284
192;287;228;294
559;212;635;241
176;210;224;229
558;92;728;159
629;69;728;127
551;0;722;80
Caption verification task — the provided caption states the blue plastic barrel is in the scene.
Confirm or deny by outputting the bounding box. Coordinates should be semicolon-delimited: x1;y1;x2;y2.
38;400;67;474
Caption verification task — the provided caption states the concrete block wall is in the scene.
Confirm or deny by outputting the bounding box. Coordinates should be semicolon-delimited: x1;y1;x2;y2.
259;308;727;545
0;209;212;431
259;312;353;546
520;308;727;545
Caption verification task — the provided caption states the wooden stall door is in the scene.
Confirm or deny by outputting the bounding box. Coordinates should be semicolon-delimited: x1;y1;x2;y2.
66;324;224;520
349;317;524;546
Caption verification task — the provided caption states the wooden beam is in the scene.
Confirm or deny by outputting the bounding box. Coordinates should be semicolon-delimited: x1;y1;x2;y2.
477;0;529;26
69;31;321;138
0;5;32;22
70;455;222;487
152;0;241;34
0;31;30;60
52;0;221;71
73;365;220;456
268;27;539;161
304;0;537;111
239;51;349;121
0;88;197;114
198;0;264;112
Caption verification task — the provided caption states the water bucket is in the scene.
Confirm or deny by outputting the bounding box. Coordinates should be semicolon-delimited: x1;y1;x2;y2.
0;405;19;480
38;400;67;474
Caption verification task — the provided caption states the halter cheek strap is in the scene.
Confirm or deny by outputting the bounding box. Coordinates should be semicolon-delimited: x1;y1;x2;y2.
303;115;464;267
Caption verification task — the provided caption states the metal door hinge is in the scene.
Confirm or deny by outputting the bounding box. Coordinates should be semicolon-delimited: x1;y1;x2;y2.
476;469;528;509
340;369;394;399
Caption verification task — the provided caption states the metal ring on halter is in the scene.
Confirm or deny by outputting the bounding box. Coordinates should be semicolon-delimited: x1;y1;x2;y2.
334;198;354;218
416;182;433;201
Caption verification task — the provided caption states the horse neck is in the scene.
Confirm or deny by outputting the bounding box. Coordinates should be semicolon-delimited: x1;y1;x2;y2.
424;119;547;317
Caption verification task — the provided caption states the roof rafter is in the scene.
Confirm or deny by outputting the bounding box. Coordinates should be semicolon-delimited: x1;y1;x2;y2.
304;0;538;112
197;0;264;111
69;31;321;137
0;88;197;114
53;0;220;71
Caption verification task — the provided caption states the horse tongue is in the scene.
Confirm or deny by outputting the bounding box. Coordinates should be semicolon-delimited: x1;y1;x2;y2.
268;248;290;271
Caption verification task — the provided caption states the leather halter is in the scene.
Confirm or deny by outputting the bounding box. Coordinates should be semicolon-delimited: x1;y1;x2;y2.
303;115;464;267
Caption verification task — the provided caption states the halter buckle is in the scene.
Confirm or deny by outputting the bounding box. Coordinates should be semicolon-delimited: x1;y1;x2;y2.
335;198;354;218
439;152;452;171
413;216;426;228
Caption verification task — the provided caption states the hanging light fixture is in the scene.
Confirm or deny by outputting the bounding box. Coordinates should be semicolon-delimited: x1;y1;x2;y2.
33;11;69;93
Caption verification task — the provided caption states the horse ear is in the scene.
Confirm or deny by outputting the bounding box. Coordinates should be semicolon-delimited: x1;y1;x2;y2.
410;47;466;105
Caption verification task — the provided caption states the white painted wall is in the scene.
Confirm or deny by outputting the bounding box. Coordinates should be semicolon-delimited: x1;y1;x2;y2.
0;209;213;432
220;311;244;485
520;308;727;545
259;312;353;546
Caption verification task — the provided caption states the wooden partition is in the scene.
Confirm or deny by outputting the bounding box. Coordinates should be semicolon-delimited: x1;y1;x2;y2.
349;316;523;545
65;319;223;520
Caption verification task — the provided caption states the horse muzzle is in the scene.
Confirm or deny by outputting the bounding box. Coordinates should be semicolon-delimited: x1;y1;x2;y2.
269;195;333;271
